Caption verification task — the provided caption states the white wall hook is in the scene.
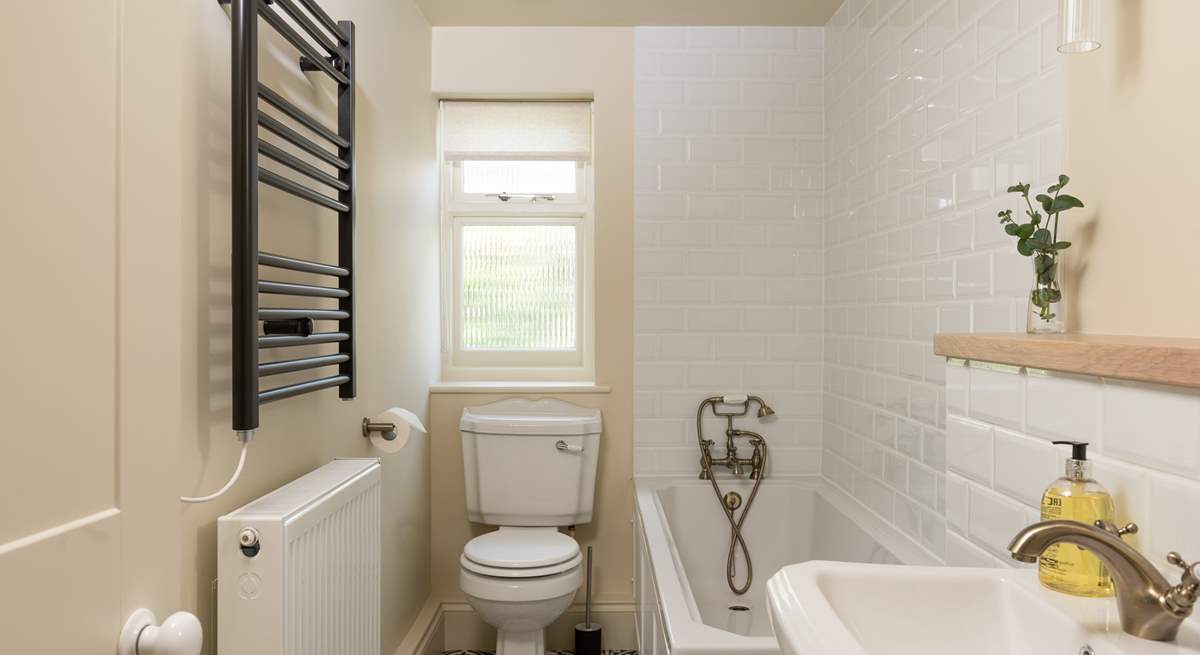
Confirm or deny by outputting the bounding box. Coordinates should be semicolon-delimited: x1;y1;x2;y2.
119;609;203;655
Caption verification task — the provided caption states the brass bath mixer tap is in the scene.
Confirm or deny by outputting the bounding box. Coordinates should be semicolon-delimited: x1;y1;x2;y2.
696;394;774;480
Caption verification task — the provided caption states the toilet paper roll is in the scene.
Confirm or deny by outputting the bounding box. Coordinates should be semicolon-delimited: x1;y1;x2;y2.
368;407;427;453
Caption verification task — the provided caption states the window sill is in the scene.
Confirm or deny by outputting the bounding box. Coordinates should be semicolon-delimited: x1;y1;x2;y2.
429;381;611;394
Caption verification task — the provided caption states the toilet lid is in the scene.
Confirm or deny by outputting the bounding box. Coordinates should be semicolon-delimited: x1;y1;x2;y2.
463;527;580;569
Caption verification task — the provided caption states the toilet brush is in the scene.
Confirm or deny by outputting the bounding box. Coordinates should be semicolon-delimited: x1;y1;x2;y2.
574;546;601;655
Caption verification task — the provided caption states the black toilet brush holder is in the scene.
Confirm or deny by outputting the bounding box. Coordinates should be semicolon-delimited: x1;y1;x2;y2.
574;545;601;655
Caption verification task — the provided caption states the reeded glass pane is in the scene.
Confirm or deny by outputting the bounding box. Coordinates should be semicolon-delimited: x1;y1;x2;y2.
461;224;577;350
462;160;577;194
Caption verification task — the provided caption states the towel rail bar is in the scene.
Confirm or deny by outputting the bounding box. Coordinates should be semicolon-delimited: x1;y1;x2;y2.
259;375;350;403
258;168;349;212
258;251;348;277
258;353;350;376
258;279;349;298
257;85;348;148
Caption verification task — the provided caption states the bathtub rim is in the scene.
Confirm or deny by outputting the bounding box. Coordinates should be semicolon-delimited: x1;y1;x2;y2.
634;475;941;654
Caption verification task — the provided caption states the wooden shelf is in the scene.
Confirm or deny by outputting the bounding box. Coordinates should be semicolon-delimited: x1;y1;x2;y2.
933;333;1200;388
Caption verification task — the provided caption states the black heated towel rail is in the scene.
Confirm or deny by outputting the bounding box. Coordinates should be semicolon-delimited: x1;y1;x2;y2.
223;0;356;434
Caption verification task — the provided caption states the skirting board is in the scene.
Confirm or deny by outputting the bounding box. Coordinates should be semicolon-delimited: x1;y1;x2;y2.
395;596;636;655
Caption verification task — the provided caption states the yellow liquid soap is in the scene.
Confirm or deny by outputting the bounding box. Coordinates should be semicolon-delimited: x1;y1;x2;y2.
1039;477;1115;597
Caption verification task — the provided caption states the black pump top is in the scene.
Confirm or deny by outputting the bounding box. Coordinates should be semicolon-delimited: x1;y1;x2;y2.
1053;440;1089;461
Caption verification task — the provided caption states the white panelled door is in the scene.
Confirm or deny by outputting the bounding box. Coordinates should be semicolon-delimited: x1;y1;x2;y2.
0;1;185;652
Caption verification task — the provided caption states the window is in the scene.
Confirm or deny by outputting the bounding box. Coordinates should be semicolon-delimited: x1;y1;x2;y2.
439;101;594;381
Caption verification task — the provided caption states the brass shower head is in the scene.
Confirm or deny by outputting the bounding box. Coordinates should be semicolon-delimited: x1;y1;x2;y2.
756;403;775;419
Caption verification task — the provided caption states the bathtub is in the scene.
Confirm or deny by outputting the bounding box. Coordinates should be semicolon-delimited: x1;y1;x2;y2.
634;477;939;655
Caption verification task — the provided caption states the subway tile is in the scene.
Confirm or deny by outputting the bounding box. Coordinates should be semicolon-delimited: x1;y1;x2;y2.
1103;379;1200;478
685;26;740;49
947;414;993;484
996;31;1039;96
742;26;797;50
714;109;771;134
1018;69;1062;133
637;81;686;106
688;137;742;163
972;299;1017;332
943;26;977;79
946;473;970;534
946;530;996;567
976;95;1018;151
968;483;1033;556
686;81;742;107
1090;455;1150;550
993;138;1039;194
977;0;1018;55
1026;369;1100;443
714;54;769;78
959;59;996;113
659;53;713;78
660;109;714;135
771;52;824;79
969;363;1024;430
991;248;1029;295
955;253;992;298
688;251;741;275
714;165;772;190
1146;473;1200;563
993;427;1058;506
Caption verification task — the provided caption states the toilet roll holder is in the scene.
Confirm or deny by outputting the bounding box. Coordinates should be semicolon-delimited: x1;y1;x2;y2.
362;418;398;441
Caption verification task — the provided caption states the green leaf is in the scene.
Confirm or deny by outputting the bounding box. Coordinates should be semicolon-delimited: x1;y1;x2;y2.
1058;174;1070;187
1032;228;1051;242
1017;238;1034;256
1035;193;1053;214
1050;194;1084;212
1004;223;1021;235
1017;223;1036;239
1053;241;1072;250
1046;288;1062;303
1006;184;1023;194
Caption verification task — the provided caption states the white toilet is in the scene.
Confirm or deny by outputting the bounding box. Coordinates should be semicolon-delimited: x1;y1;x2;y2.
459;398;602;655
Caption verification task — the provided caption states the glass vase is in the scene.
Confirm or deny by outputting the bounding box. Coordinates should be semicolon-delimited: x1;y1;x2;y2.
1028;252;1065;334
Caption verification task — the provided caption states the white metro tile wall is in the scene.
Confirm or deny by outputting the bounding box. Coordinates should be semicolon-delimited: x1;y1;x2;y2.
821;0;1063;560
945;359;1200;571
634;26;826;477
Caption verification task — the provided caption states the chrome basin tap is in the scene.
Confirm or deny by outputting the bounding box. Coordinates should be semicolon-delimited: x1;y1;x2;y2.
1009;519;1200;641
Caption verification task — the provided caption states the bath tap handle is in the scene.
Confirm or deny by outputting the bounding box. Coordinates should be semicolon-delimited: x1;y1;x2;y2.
555;440;584;454
1096;520;1139;539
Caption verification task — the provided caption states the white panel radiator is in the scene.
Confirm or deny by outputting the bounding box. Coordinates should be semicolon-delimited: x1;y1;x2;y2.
218;458;381;655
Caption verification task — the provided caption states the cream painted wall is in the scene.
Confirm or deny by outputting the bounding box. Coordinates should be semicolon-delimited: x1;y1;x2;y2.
429;28;636;607
1064;0;1200;337
179;2;439;653
2;1;438;652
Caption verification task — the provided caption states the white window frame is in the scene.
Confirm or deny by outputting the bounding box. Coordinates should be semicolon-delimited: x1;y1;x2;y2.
438;157;595;382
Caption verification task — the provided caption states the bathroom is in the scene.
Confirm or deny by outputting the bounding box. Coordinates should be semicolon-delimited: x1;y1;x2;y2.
3;0;1198;654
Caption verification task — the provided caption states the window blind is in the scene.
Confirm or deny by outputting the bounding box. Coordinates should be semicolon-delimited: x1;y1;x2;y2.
441;101;592;162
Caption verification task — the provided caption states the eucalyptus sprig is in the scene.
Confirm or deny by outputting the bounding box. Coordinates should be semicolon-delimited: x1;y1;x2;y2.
998;174;1085;321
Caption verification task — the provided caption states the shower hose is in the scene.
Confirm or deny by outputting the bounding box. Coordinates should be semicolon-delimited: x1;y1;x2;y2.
696;404;767;596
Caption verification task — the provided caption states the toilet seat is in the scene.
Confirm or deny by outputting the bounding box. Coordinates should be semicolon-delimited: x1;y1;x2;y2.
462;527;580;577
460;551;583;578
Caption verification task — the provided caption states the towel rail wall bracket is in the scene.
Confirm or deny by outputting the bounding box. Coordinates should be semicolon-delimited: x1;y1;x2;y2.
224;0;357;437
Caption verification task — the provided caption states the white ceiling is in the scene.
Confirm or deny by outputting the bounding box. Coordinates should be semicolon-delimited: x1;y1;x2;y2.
414;0;844;27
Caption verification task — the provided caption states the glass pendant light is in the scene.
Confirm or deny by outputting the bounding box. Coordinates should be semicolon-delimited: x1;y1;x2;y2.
1058;0;1102;53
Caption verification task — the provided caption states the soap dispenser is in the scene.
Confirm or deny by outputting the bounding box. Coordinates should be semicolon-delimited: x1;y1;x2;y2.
1038;440;1115;597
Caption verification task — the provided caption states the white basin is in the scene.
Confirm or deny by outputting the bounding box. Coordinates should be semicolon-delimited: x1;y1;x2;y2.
767;561;1200;655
